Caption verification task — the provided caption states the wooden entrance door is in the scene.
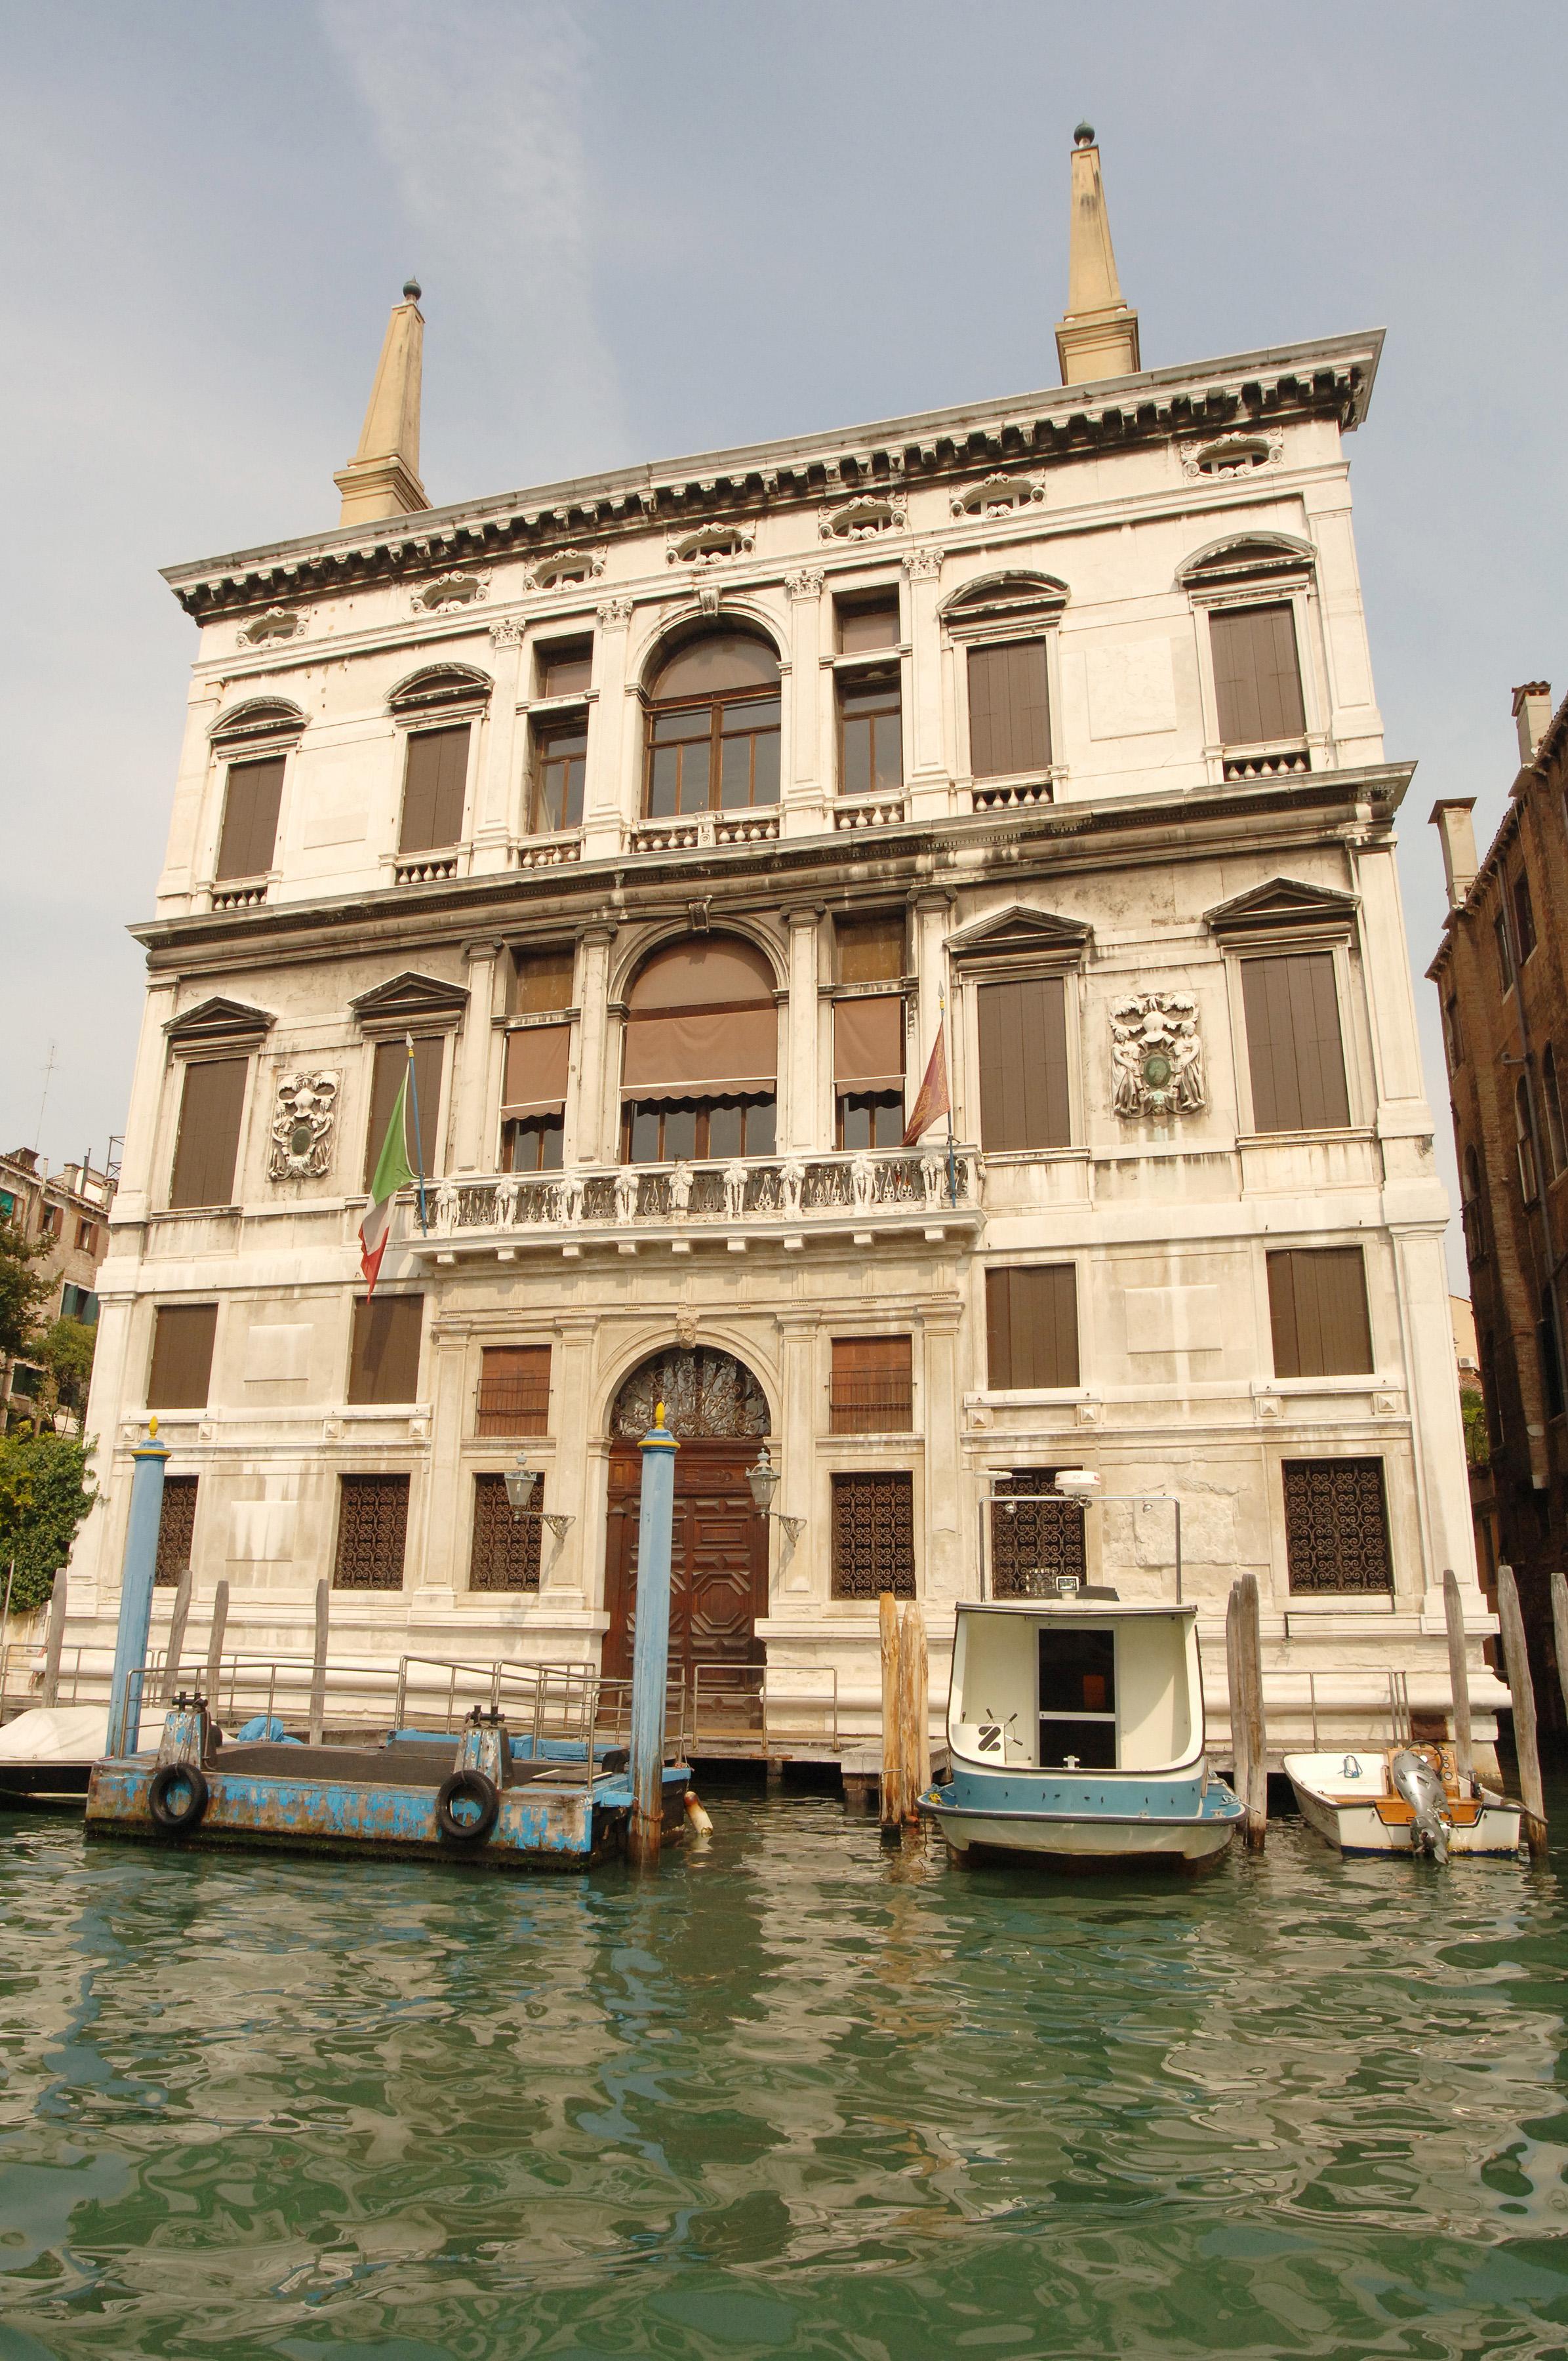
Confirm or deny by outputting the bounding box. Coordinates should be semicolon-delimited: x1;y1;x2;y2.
603;1441;768;1683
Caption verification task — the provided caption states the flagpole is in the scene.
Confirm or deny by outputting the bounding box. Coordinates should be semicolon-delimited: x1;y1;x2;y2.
404;1032;429;1234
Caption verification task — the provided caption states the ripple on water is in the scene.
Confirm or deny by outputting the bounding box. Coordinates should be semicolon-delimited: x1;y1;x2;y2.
1;1794;1567;2358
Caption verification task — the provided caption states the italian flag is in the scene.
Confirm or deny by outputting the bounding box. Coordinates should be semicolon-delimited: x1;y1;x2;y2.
359;1056;418;1295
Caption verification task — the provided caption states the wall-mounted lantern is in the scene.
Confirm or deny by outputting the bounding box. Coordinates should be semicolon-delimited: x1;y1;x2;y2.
748;1443;805;1546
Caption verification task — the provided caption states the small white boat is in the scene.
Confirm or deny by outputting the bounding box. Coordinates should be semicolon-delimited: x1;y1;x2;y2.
919;1597;1243;1867
1285;1745;1523;1859
0;1706;167;1802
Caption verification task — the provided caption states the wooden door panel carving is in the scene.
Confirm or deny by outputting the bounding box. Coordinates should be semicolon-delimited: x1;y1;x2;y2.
603;1442;767;1680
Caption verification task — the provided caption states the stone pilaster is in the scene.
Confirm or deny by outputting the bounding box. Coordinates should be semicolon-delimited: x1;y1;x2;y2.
571;923;618;1165
785;906;823;1150
902;546;947;814
546;1314;601;1607
911;889;954;1110
784;569;826;835
454;939;504;1173
776;1312;821;1602
919;1304;965;1601
583;597;633;860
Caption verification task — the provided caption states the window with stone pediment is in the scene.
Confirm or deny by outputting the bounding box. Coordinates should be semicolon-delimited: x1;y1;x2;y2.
642;630;781;817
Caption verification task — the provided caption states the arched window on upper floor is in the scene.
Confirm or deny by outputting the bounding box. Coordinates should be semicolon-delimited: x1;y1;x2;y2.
1516;1078;1540;1205
388;666;493;864
209;699;306;892
643;631;780;819
620;933;778;1163
1178;535;1314;777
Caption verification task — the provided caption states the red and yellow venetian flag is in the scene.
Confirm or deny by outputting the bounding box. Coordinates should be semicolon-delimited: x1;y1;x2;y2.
358;1060;416;1295
902;1024;950;1146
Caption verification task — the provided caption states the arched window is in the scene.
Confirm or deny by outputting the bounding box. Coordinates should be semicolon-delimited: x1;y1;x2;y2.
643;632;780;818
620;935;777;1162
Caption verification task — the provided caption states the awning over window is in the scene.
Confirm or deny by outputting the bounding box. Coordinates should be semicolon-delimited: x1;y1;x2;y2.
834;994;905;1091
502;1022;571;1116
621;936;778;1100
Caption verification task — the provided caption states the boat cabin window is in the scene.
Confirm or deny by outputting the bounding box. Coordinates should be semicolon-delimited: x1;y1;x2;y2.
1038;1626;1117;1769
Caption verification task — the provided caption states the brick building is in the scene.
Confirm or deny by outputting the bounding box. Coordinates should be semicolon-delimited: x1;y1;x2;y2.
0;1146;113;1428
1430;685;1568;1721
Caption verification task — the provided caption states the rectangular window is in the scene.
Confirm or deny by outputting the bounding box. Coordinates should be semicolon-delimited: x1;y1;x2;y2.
967;639;1051;778
838;669;902;796
468;1472;543;1591
1543;1045;1567;1177
1283;1458;1393;1594
476;1344;551;1436
1267;1247;1374;1379
169;1057;247;1209
976;975;1070;1151
621;1095;776;1162
836;592;900;653
834;994;904;1146
1495;911;1515;994
363;1037;444;1190
214;756;285;882
332;1474;409;1590
1514;871;1538;961
1539;1289;1565;1423
835;914;905;984
347;1294;423;1405
830;1337;914;1434
1441;992;1463;1074
1209;604;1306;746
531;717;587;832
502;1114;565;1172
147;1303;218;1411
830;1470;915;1598
645;698;781;816
511;948;575;1013
61;1283;99;1323
986;1265;1080;1390
397;723;470;855
39;1205;61;1239
990;1472;1086;1598
76;1220;96;1251
154;1474;199;1588
1239;953;1350;1133
501;1022;570;1144
0;1191;15;1220
536;636;592;697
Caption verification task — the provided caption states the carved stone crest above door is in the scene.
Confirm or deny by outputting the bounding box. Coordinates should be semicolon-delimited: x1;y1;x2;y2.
1110;994;1205;1120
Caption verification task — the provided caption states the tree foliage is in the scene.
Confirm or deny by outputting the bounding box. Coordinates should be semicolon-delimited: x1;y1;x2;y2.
0;1219;53;1363
0;1433;98;1616
36;1316;97;1415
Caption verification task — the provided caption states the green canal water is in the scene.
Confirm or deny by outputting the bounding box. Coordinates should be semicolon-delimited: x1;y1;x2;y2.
3;1788;1568;2360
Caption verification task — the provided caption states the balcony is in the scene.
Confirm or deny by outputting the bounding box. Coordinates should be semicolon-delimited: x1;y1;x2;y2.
410;1146;984;1264
632;811;780;855
1221;742;1311;782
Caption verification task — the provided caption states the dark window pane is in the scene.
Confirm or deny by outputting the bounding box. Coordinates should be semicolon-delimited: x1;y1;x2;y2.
744;1097;775;1156
872;709;903;792
511;950;574;1014
663;1104;698;1161
538;638;592;696
1039;1626;1116;1715
169;1059;247;1209
750;731;780;805
720;735;753;808
837;594;900;653
630;1104;662;1161
503;1114;564;1172
708;1100;742;1158
650;632;779;699
648;746;679;816
843;719;872;797
654;706;708;742
722;697;781;733
836;915;905;983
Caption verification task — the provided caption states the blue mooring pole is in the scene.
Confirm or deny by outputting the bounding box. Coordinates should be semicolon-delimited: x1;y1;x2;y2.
105;1421;171;1760
628;1403;678;1865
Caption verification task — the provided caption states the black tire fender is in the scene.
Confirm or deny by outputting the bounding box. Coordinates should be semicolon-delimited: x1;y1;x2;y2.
147;1761;210;1834
435;1769;500;1844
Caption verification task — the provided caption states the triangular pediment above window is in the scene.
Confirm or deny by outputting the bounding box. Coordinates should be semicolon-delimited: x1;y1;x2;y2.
164;996;275;1051
1205;877;1359;937
946;904;1092;962
349;971;470;1031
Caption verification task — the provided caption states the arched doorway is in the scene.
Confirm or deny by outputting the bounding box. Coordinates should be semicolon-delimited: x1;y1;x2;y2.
603;1346;771;1683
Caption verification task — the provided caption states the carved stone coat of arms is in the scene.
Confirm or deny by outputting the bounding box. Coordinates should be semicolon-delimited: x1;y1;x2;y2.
1110;995;1206;1121
270;1071;340;1179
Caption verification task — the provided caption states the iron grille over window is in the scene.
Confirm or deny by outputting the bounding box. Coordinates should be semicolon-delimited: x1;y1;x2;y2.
332;1474;409;1590
830;1471;915;1598
468;1472;543;1591
990;1472;1085;1598
154;1475;199;1588
476;1345;551;1436
830;1338;914;1434
1282;1459;1392;1594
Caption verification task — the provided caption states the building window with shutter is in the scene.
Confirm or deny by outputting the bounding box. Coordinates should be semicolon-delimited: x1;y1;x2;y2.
154;1474;199;1586
830;1470;915;1598
1267;1248;1373;1379
169;1057;248;1209
830;1337;913;1433
531;717;587;833
1239;953;1350;1133
501;1023;569;1170
147;1304;218;1410
332;1474;409;1590
976;975;1071;1151
397;724;471;855
468;1472;543;1591
1494;911;1515;995
1282;1458;1392;1594
833;992;905;1148
1513;870;1538;962
1539;1289;1566;1422
1208;603;1306;751
986;1266;1079;1390
512;948;576;1014
476;1344;551;1436
347;1294;424;1405
620;935;778;1159
363;1036;444;1190
214;757;285;883
1441;992;1463;1075
967;640;1051;778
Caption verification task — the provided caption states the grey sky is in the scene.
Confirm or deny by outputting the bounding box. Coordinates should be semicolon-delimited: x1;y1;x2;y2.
4;1;1564;1289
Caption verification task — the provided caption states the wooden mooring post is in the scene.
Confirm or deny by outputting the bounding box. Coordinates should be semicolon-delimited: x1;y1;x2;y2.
1497;1564;1548;1859
160;1565;193;1705
879;1592;904;1828
203;1579;229;1712
1549;1571;1568;1743
899;1602;930;1821
41;1572;68;1710
308;1578;330;1746
1226;1574;1268;1848
1441;1568;1475;1793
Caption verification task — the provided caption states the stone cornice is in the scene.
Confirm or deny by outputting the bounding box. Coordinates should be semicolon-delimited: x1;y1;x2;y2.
130;760;1413;976
161;331;1383;622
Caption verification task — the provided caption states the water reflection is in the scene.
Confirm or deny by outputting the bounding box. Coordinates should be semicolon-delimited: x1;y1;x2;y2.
2;1794;1567;2356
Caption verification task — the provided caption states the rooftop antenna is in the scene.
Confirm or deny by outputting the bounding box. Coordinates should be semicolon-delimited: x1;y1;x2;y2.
33;1038;56;1154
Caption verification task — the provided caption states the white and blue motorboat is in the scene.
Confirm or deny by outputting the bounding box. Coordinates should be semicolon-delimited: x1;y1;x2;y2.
919;1595;1243;1867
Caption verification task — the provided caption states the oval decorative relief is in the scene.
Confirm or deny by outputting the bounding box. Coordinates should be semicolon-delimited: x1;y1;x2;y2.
667;523;755;567
238;606;306;647
819;494;907;542
525;547;607;590
412;571;489;613
950;472;1045;519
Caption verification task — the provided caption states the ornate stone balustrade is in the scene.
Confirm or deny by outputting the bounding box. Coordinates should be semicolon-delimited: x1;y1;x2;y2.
411;1146;982;1260
833;795;905;831
632;811;780;855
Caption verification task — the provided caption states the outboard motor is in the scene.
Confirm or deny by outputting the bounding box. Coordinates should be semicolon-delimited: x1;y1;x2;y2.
1391;1748;1450;1865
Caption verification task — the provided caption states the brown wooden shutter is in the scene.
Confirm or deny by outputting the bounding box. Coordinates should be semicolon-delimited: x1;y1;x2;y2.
363;1036;445;1188
476;1345;552;1436
976;977;1070;1150
169;1059;247;1209
986;1265;1079;1390
830;1337;914;1432
1241;953;1350;1133
154;1474;199;1586
1211;605;1305;746
332;1474;409;1590
512;949;576;1013
1268;1248;1372;1379
347;1294;424;1405
214;757;285;881
968;640;1050;777
398;724;470;853
502;1025;570;1116
834;914;905;983
148;1303;218;1410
